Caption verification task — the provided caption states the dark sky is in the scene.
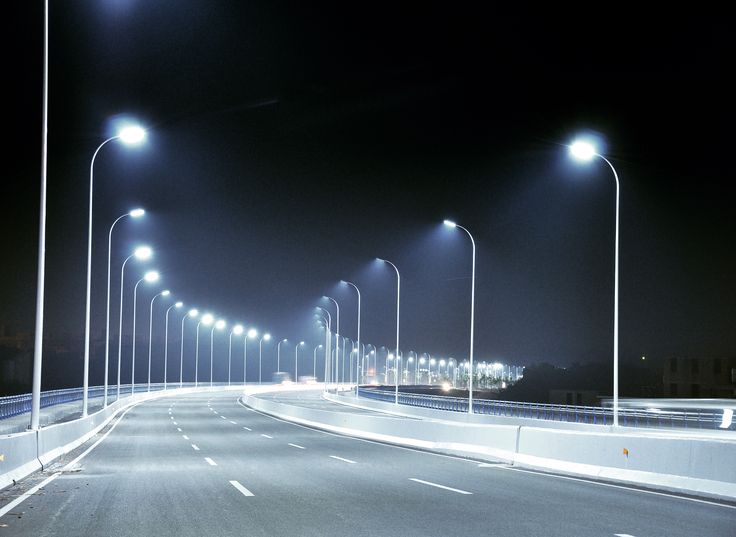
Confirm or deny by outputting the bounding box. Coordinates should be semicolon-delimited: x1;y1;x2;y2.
4;3;734;374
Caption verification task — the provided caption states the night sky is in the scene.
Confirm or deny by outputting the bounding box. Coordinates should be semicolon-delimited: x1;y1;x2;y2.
4;4;734;380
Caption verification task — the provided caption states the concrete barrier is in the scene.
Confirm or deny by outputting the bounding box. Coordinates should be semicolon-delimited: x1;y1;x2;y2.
0;385;248;491
249;389;736;501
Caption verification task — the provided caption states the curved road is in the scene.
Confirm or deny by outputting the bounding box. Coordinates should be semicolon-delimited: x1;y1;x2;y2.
1;391;733;536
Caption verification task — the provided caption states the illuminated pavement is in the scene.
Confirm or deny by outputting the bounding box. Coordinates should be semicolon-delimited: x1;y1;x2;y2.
1;391;733;536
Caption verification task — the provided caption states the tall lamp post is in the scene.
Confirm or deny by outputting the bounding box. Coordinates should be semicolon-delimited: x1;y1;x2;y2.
243;328;258;385
148;290;170;391
340;280;361;395
313;344;322;379
104;208;144;407
115;246;152;401
569;139;621;427
377;258;401;404
131;270;159;394
163;301;183;390
277;338;288;375
443;220;476;414
82;124;146;417
195;313;214;387
210;320;226;386
323;297;341;388
228;324;244;386
295;341;305;382
179;309;199;388
258;333;272;384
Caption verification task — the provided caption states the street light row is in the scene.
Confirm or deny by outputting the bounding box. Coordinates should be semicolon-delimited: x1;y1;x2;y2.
315;139;621;423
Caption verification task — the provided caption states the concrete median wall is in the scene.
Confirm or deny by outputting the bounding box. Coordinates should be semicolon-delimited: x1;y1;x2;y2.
248;390;736;501
0;385;248;491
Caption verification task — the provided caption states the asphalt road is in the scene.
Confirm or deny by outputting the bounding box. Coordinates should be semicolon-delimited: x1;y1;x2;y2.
1;391;733;536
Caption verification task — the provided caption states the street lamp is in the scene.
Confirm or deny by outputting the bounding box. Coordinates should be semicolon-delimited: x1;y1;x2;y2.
104;208;144;407
179;308;199;388
259;333;272;384
195;313;214;387
443;219;477;414
228;324;244;386
376;258;401;404
323;297;341;388
243;328;258;385
131;270;159;394
340;280;361;395
163;301;183;390
277;338;288;375
82;124;146;417
315;307;332;391
313;344;322;379
148;290;170;391
210;319;226;386
295;341;305;382
569;138;621;427
115;246;152;401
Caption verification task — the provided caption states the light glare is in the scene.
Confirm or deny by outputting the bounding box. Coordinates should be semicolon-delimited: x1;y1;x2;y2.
443;219;457;228
119;125;146;145
189;308;199;317
201;313;214;326
162;290;171;296
175;302;183;308
570;140;596;161
247;328;258;338
144;271;159;283
215;320;226;330
134;246;152;260
129;208;145;218
263;333;271;341
233;325;244;335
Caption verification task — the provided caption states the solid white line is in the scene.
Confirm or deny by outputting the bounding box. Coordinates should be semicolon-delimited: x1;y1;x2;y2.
229;420;237;425
204;457;217;466
330;455;356;464
191;444;200;451
239;399;736;511
288;443;306;450
614;534;636;537
230;480;255;497
0;472;61;518
177;427;182;432
182;435;189;440
242;426;252;431
1;400;144;518
496;466;736;510
261;434;273;439
409;478;472;495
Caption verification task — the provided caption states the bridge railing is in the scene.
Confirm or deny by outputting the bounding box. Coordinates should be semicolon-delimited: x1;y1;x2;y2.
0;382;231;421
357;388;735;430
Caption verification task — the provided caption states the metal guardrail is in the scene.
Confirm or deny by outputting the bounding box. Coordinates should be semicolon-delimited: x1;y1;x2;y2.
0;382;232;421
357;388;736;430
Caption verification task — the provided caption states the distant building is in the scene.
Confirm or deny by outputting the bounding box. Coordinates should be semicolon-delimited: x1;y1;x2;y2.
662;357;736;398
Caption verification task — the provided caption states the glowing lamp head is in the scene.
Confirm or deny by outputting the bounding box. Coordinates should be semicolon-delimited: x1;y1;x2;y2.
129;208;145;218
134;246;152;260
443;219;457;228
188;308;199;317
161;290;171;296
118;125;146;145
569;140;597;161
175;302;183;308
263;333;271;341
144;271;159;283
247;328;258;339
201;313;214;326
233;325;244;335
215;320;226;330
299;341;305;346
